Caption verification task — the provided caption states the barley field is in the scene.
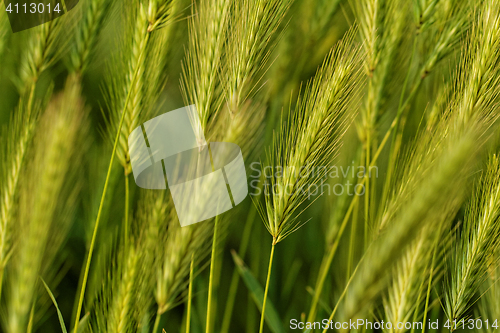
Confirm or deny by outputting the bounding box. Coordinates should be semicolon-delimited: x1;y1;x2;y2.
1;0;500;332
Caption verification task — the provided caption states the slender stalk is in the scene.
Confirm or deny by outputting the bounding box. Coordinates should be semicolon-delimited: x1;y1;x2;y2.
152;310;161;333
0;268;4;303
124;173;130;248
308;196;357;322
205;217;219;333
220;204;257;333
26;303;35;333
378;37;418;220
368;149;378;229
346;184;360;282
259;240;276;333
307;122;394;322
73;32;151;333
247;223;262;333
186;253;195;333
364;127;371;248
321;260;362;333
26;85;36;117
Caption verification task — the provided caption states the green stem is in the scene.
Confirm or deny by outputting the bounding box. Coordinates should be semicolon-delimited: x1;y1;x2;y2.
206;217;219;333
247;223;262;333
27;301;35;333
321;258;362;333
364;139;370;249
0;267;4;301
26;83;36;117
368;149;377;227
221;205;257;333
378;37;418;221
72;32;151;333
186;252;195;333
152;310;161;333
259;240;276;333
307;193;357;323
124;173;130;248
307;124;393;323
346;189;359;282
